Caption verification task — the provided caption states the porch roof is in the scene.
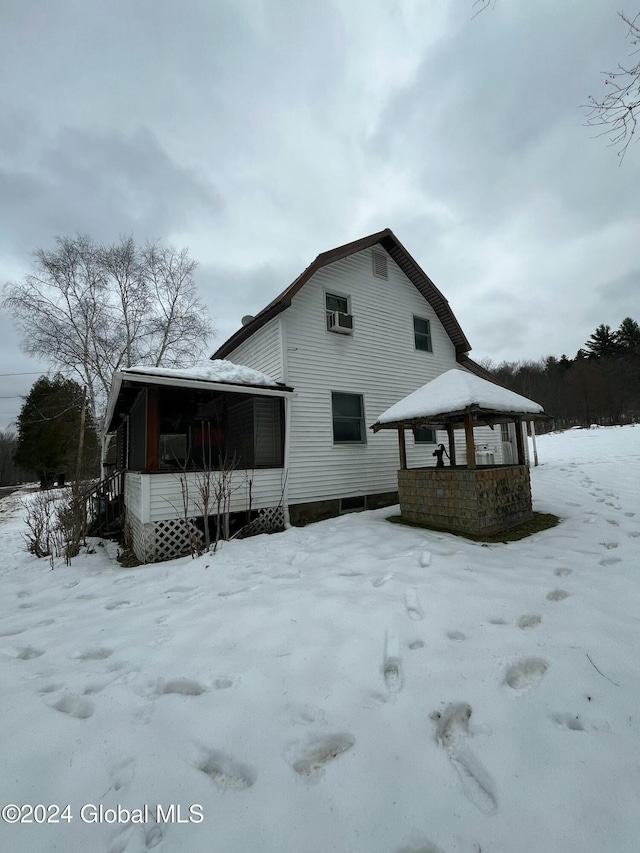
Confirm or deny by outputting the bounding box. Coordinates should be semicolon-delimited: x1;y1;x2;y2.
105;360;294;433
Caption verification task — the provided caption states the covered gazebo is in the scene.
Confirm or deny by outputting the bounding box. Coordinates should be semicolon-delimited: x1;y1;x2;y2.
371;369;549;536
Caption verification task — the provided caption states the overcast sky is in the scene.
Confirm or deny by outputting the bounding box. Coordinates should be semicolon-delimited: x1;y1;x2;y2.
1;0;638;430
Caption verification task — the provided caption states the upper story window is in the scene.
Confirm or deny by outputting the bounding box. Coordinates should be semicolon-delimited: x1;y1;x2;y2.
372;249;388;279
413;316;433;352
326;292;353;335
331;392;366;444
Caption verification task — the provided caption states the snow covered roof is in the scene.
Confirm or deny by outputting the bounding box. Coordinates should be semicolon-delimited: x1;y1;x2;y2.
373;368;545;429
105;360;293;432
123;360;281;388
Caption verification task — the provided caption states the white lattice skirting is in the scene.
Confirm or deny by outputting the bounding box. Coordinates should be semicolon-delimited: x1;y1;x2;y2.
127;514;204;563
126;506;285;563
240;506;285;537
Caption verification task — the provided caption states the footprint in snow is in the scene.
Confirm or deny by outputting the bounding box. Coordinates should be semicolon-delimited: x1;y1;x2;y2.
156;678;206;696
372;574;393;587
550;713;586;732
408;639;424;650
110;757;136;791
14;645;45;660
555;568;572;577
547;589;570;601
382;633;403;693
49;692;94;719
599;557;622;566
70;647;114;660
606;519;620;526
395;840;444;853
430;703;497;814
105;600;131;611
489;617;508;625
600;542;619;549
504;658;549;691
199;750;256;790
446;631;467;641
286;733;355;779
517;614;542;630
404;589;424;621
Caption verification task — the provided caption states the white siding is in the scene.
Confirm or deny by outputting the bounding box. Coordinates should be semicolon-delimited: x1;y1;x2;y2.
226;316;283;382
282;248;465;503
124;472;143;521
146;469;286;522
225;245;507;507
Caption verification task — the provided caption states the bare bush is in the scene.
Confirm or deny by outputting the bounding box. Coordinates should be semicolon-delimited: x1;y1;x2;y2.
23;491;57;559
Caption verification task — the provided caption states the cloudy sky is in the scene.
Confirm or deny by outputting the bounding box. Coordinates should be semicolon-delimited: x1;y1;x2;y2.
1;0;638;430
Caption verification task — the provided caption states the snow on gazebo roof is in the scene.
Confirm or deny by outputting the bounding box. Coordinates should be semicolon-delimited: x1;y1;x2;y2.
373;368;544;429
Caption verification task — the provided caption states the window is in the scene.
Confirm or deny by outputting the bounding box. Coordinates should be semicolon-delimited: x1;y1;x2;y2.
332;392;366;443
340;496;366;513
413;316;432;352
414;427;436;444
325;292;353;333
159;433;187;468
372;249;388;279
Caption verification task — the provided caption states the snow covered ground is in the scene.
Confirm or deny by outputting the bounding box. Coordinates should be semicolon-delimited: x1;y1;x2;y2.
1;426;639;853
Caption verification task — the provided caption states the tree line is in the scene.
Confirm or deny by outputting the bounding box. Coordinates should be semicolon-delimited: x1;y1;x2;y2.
484;318;640;430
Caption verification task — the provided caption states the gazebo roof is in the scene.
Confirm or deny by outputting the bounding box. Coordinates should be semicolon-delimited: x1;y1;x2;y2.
372;368;546;431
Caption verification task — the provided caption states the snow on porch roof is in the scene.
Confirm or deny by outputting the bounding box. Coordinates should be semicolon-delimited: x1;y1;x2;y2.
372;368;545;430
105;360;294;433
123;360;286;388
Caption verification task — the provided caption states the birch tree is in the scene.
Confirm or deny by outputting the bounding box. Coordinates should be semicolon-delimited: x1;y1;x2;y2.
3;235;214;426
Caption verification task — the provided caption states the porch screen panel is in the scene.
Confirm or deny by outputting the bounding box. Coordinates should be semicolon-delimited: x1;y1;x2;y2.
226;398;255;468
253;397;283;468
128;390;146;470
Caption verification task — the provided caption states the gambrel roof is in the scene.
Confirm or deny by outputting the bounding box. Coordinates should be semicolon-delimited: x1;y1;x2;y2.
213;228;472;359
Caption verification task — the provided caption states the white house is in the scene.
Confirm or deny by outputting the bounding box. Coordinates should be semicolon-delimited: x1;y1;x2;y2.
104;228;527;562
213;228;522;525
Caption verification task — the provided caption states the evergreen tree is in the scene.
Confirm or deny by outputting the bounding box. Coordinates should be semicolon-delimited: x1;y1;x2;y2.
616;317;640;351
584;324;620;359
15;375;100;488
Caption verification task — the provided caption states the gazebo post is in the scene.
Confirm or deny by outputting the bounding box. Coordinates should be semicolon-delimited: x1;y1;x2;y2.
530;420;539;466
398;427;407;470
463;413;476;469
515;416;526;465
446;422;456;466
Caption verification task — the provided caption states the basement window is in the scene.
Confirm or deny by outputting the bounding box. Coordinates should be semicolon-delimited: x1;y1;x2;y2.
340;495;366;513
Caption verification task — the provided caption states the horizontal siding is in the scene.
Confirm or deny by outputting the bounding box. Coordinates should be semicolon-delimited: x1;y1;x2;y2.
283;247;502;503
226;316;282;382
124;472;143;520
146;469;285;522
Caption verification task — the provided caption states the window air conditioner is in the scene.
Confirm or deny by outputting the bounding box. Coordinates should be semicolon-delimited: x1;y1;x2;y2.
327;311;353;334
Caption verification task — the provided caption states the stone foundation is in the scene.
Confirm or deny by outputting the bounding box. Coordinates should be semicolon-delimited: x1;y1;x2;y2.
398;465;533;536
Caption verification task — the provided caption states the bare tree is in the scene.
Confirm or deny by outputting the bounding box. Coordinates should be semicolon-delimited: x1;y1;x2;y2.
3;235;215;425
584;12;640;161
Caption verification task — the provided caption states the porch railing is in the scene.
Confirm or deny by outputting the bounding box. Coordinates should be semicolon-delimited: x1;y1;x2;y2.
82;470;125;537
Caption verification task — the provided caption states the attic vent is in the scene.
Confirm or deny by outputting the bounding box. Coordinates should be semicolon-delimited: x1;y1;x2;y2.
372;249;388;279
